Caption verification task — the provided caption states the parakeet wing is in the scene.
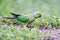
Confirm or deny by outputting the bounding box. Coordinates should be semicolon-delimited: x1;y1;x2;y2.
16;16;29;23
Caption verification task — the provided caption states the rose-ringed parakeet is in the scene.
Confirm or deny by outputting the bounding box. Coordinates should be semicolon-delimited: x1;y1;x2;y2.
4;12;42;27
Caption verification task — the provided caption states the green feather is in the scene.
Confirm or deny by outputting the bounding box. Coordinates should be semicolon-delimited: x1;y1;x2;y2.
16;16;29;23
34;12;40;18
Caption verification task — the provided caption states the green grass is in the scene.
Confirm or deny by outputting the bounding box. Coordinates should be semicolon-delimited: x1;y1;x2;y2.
0;25;51;40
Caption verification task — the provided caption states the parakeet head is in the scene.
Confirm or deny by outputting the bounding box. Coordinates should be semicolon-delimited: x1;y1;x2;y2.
34;12;42;18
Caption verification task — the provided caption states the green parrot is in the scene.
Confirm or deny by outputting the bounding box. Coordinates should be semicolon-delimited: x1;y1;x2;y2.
4;12;42;27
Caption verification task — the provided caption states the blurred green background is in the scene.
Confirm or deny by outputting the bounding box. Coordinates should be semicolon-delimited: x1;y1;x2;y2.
0;0;60;17
0;0;60;40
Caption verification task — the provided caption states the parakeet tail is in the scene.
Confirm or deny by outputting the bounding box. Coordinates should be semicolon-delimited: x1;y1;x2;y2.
3;17;15;19
11;13;20;16
10;13;21;18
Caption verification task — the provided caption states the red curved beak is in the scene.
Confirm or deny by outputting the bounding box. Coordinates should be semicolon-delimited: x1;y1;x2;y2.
39;13;42;17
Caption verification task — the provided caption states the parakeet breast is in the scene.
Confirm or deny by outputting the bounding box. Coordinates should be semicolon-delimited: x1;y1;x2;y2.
16;16;29;23
27;14;36;23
